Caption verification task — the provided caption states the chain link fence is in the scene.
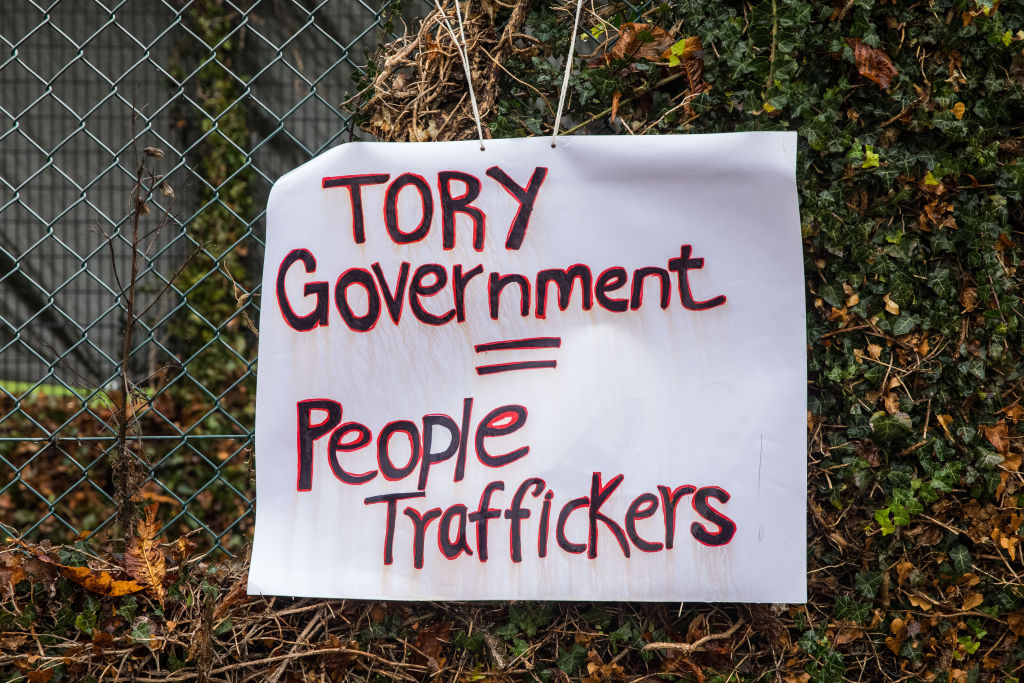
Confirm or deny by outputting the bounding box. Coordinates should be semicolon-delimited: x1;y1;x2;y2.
0;0;418;555
0;0;635;556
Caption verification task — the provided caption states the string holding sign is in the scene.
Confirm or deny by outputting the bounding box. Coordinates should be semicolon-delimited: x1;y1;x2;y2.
434;0;586;149
552;0;586;146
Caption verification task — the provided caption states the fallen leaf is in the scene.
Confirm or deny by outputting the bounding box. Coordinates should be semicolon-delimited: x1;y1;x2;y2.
123;503;167;607
998;403;1024;423
936;414;954;440
951;102;966;119
611;91;621;124
25;668;54;683
884;293;900;315
214;575;251;621
1003;452;1022;472
896;560;915;586
1008;612;1024;637
58;565;147;597
0;551;27;592
171;536;197;563
92;631;114;649
847;38;899;89
835;627;864;645
10;539;144;597
867;343;883;360
961;592;984;611
909;594;934;611
886;617;908;654
959;573;981;587
960;287;979;311
411;621;450;673
981;420;1009;455
611;23;675;61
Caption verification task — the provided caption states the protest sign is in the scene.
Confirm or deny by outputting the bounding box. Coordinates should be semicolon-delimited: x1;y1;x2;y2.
248;133;806;601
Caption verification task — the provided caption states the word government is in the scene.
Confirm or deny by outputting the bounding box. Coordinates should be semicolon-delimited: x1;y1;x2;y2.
275;165;727;332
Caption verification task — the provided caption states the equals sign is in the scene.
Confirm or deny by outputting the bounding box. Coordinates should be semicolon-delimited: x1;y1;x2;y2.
473;337;561;375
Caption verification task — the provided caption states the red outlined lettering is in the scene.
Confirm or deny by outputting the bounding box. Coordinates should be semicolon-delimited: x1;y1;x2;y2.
690;486;737;546
277;249;329;331
383;173;433;244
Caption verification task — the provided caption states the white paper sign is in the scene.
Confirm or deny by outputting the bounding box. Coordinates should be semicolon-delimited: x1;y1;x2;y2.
248;133;806;602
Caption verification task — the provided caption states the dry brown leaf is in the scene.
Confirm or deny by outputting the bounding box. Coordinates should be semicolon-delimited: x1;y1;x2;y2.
611;91;622;124
59;565;147;597
896;560;915;586
1003;452;1022;472
611;23;675;61
0;551;27;592
960;287;979;311
909;594;934;611
25;668;54;683
951;102;966;119
1008;612;1024;637
834;627;864;645
959;572;981;587
886;617;908;654
883;293;900;315
123;503;167;606
961;591;984;611
1000;534;1020;561
981;420;1009;455
11;539;144;597
92;630;114;649
214;574;252;621
999;403;1024;423
936;414;954;440
584;647;626;682
411;621;450;673
847;38;899;89
884;392;900;415
171;536;197;563
867;342;883;360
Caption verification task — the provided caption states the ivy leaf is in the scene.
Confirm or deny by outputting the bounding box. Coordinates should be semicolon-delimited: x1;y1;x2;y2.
862;145;880;169
892;314;919;336
557;643;588;674
869;411;912;443
875;507;896;535
855;571;882;598
950;545;973;575
818;283;845;308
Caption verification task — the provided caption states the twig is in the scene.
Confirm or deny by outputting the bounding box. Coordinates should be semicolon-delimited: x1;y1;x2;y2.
266;608;323;683
643;620;744;654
